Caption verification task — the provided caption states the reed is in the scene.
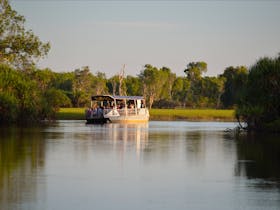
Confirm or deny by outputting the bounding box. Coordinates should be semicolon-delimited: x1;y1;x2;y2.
57;108;235;121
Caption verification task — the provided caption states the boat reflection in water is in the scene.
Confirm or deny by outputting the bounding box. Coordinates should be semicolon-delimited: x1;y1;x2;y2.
88;122;149;158
1;121;280;210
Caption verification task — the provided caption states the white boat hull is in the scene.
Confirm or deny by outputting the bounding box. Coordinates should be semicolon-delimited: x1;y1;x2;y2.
104;108;149;123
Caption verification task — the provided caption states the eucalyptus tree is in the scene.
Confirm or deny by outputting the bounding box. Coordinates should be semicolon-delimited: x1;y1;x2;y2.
0;0;50;70
160;67;176;100
91;71;108;96
108;75;119;95
139;64;168;109
53;72;74;95
72;66;93;107
171;76;190;107
30;68;55;91
220;66;248;108
184;61;207;81
125;75;142;96
184;61;207;107
201;76;225;108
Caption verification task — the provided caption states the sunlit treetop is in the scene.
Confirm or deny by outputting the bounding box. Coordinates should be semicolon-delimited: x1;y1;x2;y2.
0;0;50;70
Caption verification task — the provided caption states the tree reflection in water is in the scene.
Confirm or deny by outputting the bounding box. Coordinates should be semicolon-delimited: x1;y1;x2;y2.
235;133;280;188
0;126;46;209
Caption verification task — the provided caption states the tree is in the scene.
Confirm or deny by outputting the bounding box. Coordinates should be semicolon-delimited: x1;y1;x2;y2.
92;71;108;95
107;67;127;96
0;0;50;69
201;76;225;108
125;75;142;96
160;67;176;100
139;64;168;109
0;65;19;122
30;68;55;91
220;66;248;108
42;88;71;119
0;64;44;122
236;55;280;132
53;71;74;102
184;61;207;107
184;61;207;81
118;64;126;96
108;75;118;95
72;66;93;107
171;76;190;107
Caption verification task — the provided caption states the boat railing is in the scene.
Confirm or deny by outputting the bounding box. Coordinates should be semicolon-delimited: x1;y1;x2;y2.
103;107;147;116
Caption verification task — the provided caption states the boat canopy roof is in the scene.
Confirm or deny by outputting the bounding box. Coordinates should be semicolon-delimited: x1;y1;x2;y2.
91;95;144;101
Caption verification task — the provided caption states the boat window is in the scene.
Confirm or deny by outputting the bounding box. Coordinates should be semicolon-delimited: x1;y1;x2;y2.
116;99;125;109
127;100;135;109
141;100;145;108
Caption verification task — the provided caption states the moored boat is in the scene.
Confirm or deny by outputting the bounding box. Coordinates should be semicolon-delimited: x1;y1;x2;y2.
85;95;149;124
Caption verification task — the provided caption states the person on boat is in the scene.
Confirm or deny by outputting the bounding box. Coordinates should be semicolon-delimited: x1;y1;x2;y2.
128;103;134;109
91;104;98;117
97;106;104;118
86;108;91;119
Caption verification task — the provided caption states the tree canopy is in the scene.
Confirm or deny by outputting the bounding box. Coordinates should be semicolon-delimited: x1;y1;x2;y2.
236;55;280;132
0;0;50;70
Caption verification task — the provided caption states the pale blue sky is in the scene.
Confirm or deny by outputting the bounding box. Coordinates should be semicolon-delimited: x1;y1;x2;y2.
11;0;280;77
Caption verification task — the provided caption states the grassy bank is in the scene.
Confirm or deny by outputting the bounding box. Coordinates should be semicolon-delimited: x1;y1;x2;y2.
57;108;235;121
57;108;86;120
150;109;235;121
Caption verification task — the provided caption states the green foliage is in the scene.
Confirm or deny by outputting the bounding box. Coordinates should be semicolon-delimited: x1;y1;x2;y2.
184;61;207;81
0;92;18;122
0;0;50;70
125;75;142;96
184;61;208;107
42;88;71;119
139;64;170;108
91;71;108;95
201;76;225;108
0;64;41;122
171;77;190;106
236;55;280;132
220;66;248;108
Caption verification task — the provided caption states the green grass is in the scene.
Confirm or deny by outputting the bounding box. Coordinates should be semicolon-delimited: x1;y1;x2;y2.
150;109;235;121
57;108;235;121
57;108;86;120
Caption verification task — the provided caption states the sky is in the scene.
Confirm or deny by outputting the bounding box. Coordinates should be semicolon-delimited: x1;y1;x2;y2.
11;0;280;77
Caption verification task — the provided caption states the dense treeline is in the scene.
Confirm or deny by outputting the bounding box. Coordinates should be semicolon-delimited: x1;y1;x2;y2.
1;0;280;133
0;61;248;122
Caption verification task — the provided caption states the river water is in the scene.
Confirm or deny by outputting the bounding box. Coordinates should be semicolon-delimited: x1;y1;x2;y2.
0;121;279;210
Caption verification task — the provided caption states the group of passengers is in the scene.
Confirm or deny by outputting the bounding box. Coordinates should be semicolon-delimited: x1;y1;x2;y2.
86;104;104;119
86;100;145;118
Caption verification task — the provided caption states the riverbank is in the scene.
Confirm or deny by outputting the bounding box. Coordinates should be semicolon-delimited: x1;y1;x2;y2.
57;108;235;121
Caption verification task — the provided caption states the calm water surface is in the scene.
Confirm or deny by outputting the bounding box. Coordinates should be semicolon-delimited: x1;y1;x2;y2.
0;121;280;210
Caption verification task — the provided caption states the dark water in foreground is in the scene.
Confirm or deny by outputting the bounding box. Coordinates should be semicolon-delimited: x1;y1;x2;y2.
0;121;280;210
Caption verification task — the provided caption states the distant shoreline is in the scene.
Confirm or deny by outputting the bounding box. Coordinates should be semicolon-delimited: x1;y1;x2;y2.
57;108;235;122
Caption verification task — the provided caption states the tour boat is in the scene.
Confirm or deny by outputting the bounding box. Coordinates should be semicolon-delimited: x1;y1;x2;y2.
85;95;149;124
